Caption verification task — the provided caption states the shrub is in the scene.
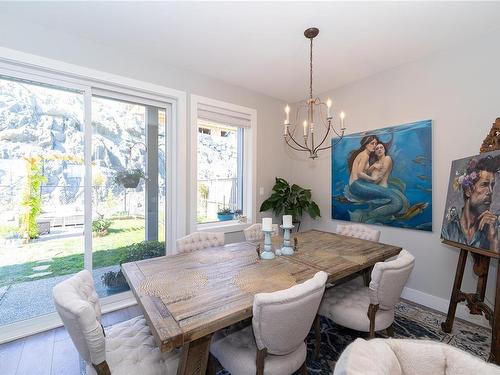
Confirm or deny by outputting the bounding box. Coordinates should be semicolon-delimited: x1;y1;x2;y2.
101;240;165;289
92;218;111;236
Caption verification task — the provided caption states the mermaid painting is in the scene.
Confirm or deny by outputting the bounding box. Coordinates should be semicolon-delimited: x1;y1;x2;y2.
332;120;432;231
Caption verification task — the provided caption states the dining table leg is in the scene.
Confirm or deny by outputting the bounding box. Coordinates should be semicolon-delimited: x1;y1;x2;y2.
176;334;213;375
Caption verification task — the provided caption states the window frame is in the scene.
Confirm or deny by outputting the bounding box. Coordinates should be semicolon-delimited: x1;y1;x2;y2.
0;47;187;343
190;94;257;234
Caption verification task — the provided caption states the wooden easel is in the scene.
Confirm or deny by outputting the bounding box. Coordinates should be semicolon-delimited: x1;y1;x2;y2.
442;118;500;364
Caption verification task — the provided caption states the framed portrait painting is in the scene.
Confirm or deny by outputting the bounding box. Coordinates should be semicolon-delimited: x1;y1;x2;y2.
441;150;500;254
332;119;432;231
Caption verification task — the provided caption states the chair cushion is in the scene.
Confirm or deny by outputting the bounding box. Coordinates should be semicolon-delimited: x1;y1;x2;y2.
336;224;381;242
86;316;180;375
319;281;394;332
210;326;306;375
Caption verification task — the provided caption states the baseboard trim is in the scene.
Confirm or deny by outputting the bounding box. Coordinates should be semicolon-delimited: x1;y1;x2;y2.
402;286;491;328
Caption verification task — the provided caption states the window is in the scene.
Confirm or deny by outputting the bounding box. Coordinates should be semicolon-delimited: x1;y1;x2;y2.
0;56;185;338
191;96;256;230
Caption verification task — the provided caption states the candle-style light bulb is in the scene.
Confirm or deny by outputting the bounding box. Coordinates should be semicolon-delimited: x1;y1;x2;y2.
285;105;290;124
303;120;308;136
326;99;332;119
283;120;288;136
340;111;346;129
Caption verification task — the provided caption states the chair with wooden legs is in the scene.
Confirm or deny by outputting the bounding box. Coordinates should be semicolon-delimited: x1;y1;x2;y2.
53;270;180;375
336;223;381;286
315;250;414;355
209;271;328;375
176;231;225;253
243;223;280;241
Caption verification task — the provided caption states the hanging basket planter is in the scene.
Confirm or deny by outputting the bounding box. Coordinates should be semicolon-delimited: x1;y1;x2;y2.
114;169;147;189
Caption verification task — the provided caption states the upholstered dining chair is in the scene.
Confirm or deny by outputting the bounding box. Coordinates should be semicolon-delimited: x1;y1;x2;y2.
315;250;414;356
336;223;381;242
243;223;280;241
209;271;328;375
53;270;180;375
334;338;500;375
336;223;381;286
176;231;225;253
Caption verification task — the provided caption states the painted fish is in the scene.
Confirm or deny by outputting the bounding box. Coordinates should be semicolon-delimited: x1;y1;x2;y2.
417;185;432;193
417;175;429;181
397;202;429;220
389;177;406;192
416;222;432;231
412;156;427;165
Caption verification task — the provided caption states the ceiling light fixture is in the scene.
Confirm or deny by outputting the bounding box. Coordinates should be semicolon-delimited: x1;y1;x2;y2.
283;27;346;159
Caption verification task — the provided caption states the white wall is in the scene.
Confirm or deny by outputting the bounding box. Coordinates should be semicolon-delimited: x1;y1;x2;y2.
0;16;291;238
289;29;500;325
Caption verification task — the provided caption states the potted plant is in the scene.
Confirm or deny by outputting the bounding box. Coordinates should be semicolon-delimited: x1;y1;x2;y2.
101;241;165;293
217;207;234;221
259;177;321;230
114;168;146;189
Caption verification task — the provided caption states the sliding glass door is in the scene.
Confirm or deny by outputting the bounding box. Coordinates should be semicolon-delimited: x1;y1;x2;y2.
91;95;167;297
0;73;170;327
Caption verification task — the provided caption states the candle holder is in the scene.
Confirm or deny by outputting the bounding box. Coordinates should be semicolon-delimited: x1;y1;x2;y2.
260;230;275;260
280;225;295;255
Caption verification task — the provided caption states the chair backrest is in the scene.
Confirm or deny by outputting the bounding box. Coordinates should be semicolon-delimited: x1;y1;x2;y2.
175;231;225;253
336;223;381;242
369;250;415;310
52;270;105;366
243;223;279;241
252;271;327;355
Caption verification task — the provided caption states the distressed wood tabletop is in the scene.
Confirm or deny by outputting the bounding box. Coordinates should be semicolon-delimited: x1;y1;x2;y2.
122;229;401;352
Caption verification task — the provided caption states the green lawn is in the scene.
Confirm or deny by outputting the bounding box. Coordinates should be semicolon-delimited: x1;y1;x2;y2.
0;218;162;287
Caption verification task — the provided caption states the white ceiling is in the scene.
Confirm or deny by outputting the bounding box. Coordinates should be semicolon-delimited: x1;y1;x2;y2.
2;2;500;102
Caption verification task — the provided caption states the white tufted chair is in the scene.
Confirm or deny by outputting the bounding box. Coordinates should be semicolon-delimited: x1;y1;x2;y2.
336;223;381;242
53;270;180;375
175;231;225;254
334;338;500;375
316;250;414;355
209;271;328;375
243;223;280;241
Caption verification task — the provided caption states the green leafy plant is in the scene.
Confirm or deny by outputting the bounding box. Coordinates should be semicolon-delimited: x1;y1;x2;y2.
114;168;146;188
217;207;233;215
92;218;111;237
19;157;47;240
101;240;165;290
259;177;321;222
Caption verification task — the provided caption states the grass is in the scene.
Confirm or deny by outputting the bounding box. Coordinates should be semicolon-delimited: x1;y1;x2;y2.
0;218;160;287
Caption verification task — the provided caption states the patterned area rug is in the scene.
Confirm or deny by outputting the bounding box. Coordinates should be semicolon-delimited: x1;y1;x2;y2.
217;300;491;375
80;301;491;374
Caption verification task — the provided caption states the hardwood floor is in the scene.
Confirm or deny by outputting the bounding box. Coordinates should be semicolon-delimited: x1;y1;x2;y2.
0;305;142;375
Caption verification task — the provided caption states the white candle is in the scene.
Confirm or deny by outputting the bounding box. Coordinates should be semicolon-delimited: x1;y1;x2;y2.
283;120;288;136
326;98;332;118
340;111;346;129
283;215;293;227
285;105;290;125
262;218;272;232
303;120;308;136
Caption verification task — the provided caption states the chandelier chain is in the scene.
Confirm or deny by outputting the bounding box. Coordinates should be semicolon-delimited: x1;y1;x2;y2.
309;37;313;100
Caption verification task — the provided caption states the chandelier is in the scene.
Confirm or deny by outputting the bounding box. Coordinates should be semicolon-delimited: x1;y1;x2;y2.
283;27;346;159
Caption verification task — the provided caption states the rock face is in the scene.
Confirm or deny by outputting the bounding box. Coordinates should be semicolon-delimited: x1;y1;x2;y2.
0;78;236;220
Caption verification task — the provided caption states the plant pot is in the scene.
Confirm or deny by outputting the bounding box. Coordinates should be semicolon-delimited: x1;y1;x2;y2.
217;213;234;221
117;174;141;188
105;284;130;294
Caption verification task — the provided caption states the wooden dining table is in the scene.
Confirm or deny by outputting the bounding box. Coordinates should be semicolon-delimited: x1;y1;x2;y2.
122;229;401;375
